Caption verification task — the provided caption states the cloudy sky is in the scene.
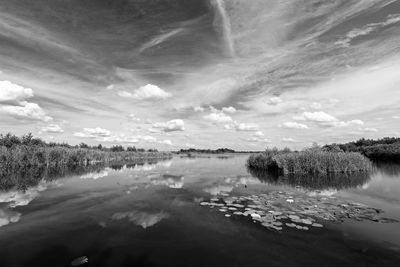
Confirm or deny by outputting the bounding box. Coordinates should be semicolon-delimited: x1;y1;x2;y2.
1;0;400;150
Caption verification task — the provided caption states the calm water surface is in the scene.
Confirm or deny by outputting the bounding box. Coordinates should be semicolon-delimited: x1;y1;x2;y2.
1;155;400;267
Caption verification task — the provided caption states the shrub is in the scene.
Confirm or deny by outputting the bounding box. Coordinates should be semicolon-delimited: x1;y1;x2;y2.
325;137;400;161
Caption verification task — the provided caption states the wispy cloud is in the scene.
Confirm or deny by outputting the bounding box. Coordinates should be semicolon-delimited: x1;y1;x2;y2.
335;14;400;47
73;127;111;138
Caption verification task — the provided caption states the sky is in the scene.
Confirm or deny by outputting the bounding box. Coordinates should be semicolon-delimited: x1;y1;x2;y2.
1;0;400;150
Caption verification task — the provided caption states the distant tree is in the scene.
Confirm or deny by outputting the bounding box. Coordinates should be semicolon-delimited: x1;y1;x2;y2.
79;143;89;149
0;133;21;148
22;133;34;145
111;145;125;152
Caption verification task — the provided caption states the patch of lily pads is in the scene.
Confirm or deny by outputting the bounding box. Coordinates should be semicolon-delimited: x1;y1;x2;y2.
199;190;398;232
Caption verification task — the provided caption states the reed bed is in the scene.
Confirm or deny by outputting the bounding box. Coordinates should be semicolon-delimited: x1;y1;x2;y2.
0;145;171;169
247;149;372;175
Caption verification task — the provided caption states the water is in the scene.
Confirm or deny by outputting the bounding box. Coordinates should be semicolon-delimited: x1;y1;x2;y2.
0;155;400;267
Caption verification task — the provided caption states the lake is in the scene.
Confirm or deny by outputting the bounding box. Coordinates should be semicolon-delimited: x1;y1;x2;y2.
0;154;399;267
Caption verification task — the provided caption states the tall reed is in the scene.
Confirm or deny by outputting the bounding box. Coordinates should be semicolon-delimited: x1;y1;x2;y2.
247;149;372;175
0;145;172;177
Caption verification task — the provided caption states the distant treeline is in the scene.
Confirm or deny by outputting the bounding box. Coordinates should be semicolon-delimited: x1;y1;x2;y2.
177;148;236;154
324;137;400;161
0;133;171;176
0;133;158;152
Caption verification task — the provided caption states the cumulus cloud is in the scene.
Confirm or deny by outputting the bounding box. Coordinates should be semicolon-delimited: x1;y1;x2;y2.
204;112;233;123
282;137;297;143
0;80;33;103
128;114;141;122
141;135;157;142
234;122;259;132
73;127;111;138
40;124;64;133
159;139;173;146
222;106;236;113
268;97;283;105
193;106;205;112
118;84;171;101
0;80;52;122
1;101;52;122
281;122;309;129
297;112;364;128
253;131;264;137
302;111;337;123
152;119;185;132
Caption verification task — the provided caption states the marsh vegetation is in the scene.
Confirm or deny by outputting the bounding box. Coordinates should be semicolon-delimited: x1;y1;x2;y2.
0;133;172;179
247;147;372;175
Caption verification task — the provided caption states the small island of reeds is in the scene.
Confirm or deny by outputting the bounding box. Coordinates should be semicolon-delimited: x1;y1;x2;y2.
247;147;373;175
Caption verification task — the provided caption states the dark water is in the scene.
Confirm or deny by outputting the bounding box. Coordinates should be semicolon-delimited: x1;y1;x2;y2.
0;155;400;267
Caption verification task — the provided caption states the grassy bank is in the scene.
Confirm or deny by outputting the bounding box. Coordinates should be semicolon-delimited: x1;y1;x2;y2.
247;148;372;175
324;137;400;161
0;133;172;176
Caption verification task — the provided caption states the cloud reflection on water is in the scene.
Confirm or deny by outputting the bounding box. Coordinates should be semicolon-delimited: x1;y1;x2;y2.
0;180;49;228
148;174;184;189
80;170;109;180
0;181;47;208
0;209;21;227
111;211;169;229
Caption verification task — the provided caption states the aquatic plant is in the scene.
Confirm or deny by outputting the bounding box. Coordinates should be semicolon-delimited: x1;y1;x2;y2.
199;191;398;232
247;149;372;175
